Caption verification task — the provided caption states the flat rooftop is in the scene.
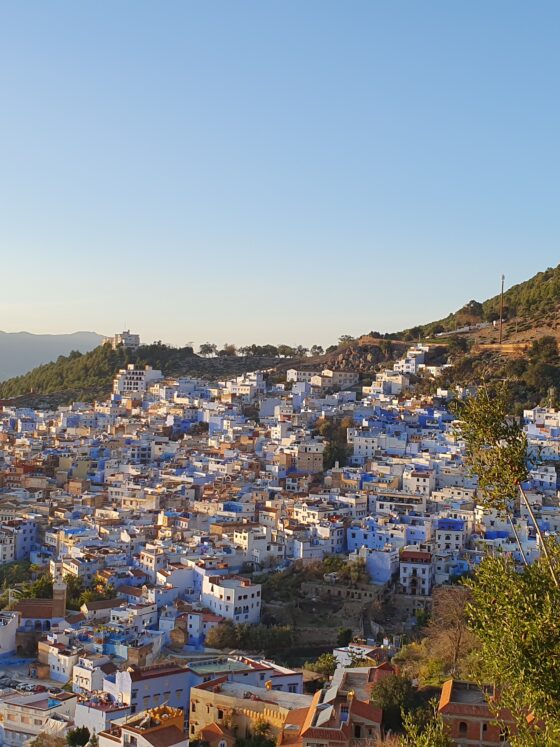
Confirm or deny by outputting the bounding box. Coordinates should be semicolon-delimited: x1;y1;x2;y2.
188;658;253;675
450;681;491;705
198;680;311;710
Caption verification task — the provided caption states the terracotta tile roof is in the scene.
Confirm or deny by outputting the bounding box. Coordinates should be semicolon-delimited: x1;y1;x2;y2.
139;726;184;747
82;598;120;611
14;599;57;619
351;698;382;723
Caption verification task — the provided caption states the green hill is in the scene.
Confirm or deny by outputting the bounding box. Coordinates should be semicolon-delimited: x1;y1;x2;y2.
395;264;560;339
0;342;280;403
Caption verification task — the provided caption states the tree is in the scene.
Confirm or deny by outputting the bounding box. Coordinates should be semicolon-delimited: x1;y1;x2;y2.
381;339;393;358
205;620;238;649
0;560;32;589
528;335;559;365
455;383;560;744
447;336;468;355
399;703;452;747
310;345;324;356
67;727;90;747
304;652;337;677
198;343;217;357
338;335;355;347
277;344;296;358
22;573;53;599
464;547;560;745
218;344;237;357
452;383;557;585
28;736;66;747
426;587;479;676
235;720;275;747
370;674;418;733
336;627;353;646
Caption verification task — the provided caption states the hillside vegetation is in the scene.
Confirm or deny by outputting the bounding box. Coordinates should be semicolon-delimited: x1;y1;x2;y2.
0;342;280;402
395;264;560;340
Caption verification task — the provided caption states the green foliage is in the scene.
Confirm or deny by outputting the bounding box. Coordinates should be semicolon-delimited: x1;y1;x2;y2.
277;344;296;357
66;727;90;747
304;652;337;676
398;264;560;338
0;560;33;589
399;702;452;747
63;574;115;611
28;736;66;747
198;343;217;357
316;416;353;469
0;343;129;398
338;335;355;346
336;627;353;646
452;384;529;512
22;573;53;599
0;340;283;399
235;721;275;747
205;622;295;654
370;674;418;733
465;548;560;745
257;557;368;605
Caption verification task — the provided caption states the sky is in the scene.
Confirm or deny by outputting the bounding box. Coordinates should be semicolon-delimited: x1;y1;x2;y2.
1;1;559;349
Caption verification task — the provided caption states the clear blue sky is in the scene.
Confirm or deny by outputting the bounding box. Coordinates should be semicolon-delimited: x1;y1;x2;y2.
1;1;559;348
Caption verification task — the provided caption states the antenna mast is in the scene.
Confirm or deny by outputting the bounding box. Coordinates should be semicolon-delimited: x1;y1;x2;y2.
499;274;505;344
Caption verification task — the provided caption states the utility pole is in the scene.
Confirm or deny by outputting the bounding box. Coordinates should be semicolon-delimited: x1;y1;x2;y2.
499;274;505;344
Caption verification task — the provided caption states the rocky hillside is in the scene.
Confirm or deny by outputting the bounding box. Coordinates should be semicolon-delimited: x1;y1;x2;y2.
395;264;560;344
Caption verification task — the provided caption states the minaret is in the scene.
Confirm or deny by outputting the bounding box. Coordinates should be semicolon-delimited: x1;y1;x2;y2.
51;562;67;618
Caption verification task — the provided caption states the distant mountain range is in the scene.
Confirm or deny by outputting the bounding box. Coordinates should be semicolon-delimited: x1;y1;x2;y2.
0;331;104;380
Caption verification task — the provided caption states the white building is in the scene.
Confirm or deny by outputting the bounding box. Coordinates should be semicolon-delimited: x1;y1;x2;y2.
0;692;78;747
113;365;163;397
107;330;141;350
201;575;261;624
399;547;434;596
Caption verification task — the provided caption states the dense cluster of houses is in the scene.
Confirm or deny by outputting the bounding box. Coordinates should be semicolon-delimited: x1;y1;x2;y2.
0;343;555;746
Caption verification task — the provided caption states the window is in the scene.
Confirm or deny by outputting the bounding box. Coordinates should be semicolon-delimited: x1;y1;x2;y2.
458;721;467;734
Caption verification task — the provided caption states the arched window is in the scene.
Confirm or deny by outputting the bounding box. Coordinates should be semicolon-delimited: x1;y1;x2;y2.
458;721;468;734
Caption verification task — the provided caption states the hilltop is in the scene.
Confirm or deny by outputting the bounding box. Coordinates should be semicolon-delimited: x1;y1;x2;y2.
393;264;560;345
0;342;282;405
2;264;560;409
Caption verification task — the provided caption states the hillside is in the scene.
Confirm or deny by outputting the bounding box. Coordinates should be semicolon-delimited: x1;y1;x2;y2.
395;264;560;344
0;342;282;405
0;330;103;380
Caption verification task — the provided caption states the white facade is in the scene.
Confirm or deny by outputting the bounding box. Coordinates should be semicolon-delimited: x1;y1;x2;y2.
113;365;163;396
201;575;261;624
